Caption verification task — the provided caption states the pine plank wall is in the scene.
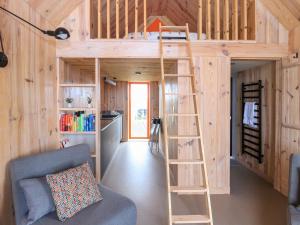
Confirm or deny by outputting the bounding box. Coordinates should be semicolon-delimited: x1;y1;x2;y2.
0;0;58;224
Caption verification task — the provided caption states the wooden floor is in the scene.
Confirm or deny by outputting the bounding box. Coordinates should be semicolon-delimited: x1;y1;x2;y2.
102;141;287;225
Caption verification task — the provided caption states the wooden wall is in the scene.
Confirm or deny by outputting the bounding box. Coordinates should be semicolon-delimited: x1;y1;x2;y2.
256;0;288;44
59;0;91;42
149;81;160;118
0;1;58;225
274;57;300;195
101;79;129;140
100;79;159;141
197;56;231;194
234;62;276;183
289;25;300;52
166;57;231;194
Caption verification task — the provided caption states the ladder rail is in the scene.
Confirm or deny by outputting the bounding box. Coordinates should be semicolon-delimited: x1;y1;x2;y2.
185;23;214;224
160;23;213;225
159;23;173;225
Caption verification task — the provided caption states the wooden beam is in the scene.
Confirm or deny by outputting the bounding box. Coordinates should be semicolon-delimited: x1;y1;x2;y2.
125;0;128;38
97;0;102;38
206;0;211;39
232;0;238;40
107;0;110;39
198;0;203;40
214;0;220;40
135;0;138;39
57;41;289;59
260;0;300;30
223;0;229;40
116;0;119;39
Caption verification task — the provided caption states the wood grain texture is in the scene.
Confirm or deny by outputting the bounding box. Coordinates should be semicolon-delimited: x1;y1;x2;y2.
100;79;159;141
88;0;257;40
256;0;289;44
167;57;231;194
259;0;300;30
274;58;300;195
25;0;84;26
101;79;129;141
289;25;300;52
0;0;58;224
235;62;276;183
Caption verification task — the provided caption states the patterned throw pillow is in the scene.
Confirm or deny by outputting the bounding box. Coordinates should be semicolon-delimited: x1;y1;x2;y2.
46;163;103;222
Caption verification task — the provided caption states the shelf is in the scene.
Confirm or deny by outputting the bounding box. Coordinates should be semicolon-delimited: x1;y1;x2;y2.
60;84;96;87
60;131;96;135
59;108;96;111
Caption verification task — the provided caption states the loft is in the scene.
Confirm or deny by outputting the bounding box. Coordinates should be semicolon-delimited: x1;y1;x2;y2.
1;0;300;225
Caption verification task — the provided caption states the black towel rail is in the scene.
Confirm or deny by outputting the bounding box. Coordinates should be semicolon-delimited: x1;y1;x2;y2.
241;80;264;163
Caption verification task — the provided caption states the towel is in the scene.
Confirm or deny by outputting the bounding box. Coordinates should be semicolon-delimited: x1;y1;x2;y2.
243;102;258;128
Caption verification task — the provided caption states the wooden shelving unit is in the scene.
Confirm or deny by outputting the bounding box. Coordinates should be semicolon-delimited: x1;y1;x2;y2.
57;58;101;182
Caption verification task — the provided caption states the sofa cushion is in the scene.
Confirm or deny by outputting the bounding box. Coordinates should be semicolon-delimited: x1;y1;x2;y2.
31;185;137;225
19;177;55;225
46;163;102;222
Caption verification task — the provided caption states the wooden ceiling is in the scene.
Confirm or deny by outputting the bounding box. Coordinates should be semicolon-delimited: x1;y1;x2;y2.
100;58;176;81
24;0;300;31
61;58;176;81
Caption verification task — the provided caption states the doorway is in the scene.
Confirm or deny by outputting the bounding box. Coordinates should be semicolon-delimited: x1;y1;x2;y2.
230;59;277;184
129;82;150;139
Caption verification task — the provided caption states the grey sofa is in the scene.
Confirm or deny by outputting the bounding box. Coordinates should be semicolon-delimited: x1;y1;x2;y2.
288;154;300;225
10;144;137;225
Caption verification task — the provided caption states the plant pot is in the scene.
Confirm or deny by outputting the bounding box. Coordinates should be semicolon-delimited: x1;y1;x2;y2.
88;103;92;108
67;103;72;108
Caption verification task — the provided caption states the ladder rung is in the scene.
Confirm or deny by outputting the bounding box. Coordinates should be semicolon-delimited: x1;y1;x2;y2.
169;159;204;165
172;215;211;224
161;25;187;30
166;113;200;117
165;93;197;96
170;186;207;194
164;74;193;77
168;136;201;140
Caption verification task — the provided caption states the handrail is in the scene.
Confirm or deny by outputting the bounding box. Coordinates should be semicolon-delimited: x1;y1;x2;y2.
91;0;256;41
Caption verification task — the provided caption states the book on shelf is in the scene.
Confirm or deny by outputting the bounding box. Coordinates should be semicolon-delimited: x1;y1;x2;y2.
60;111;96;132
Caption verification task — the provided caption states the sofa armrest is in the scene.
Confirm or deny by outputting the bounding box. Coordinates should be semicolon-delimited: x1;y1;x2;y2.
288;205;300;225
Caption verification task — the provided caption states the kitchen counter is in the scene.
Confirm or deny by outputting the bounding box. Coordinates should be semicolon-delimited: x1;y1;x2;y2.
100;114;122;177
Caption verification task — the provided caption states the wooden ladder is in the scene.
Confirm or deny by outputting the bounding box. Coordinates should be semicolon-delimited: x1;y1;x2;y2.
159;23;214;225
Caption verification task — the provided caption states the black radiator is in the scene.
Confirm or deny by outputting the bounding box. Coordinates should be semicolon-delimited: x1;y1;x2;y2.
241;80;264;163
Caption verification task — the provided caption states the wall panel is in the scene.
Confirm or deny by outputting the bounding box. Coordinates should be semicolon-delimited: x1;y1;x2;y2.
274;60;300;195
170;56;231;194
0;1;58;224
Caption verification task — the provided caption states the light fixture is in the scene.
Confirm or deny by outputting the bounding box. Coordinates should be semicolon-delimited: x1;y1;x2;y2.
0;32;8;68
104;77;117;86
0;6;70;40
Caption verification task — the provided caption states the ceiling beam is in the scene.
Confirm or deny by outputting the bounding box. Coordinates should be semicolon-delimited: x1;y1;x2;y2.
260;0;300;30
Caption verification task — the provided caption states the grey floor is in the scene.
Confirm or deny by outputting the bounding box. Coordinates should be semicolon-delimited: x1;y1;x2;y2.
102;141;287;225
